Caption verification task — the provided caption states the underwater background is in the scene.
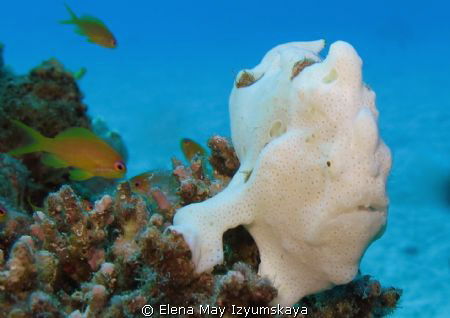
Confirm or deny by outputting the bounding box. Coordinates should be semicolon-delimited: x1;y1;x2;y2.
1;0;449;317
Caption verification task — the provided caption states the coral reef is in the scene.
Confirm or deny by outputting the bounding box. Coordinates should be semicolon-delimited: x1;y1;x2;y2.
172;154;227;208
0;58;91;149
0;184;276;317
298;275;402;318
207;135;240;179
0;181;401;317
0;154;33;211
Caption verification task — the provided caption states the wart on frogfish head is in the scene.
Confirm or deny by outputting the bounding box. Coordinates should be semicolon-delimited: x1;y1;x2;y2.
235;70;261;88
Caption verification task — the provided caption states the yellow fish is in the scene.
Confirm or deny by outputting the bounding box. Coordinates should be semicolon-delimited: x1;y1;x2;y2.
180;138;207;162
60;3;117;48
8;120;126;181
130;171;178;197
130;171;179;210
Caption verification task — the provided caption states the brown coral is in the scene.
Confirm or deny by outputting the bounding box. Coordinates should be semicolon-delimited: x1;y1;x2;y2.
215;262;277;308
0;236;37;294
0;58;90;154
172;153;230;207
207;135;240;178
297;275;402;318
0;154;34;211
0;179;402;318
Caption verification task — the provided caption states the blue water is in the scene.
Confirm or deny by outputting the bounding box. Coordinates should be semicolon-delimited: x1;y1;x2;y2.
2;1;449;316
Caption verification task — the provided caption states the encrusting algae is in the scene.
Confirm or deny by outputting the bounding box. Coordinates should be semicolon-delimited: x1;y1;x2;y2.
0;44;402;317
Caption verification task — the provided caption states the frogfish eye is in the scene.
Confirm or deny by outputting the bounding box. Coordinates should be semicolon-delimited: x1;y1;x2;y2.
114;161;126;172
134;181;141;187
0;205;6;216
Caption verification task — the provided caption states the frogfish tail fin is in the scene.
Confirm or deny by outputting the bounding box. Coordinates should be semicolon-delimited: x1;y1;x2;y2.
7;120;48;156
60;2;78;24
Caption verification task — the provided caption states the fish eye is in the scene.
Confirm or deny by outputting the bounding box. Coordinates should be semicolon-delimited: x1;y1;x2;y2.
134;181;141;187
0;208;5;216
114;161;126;171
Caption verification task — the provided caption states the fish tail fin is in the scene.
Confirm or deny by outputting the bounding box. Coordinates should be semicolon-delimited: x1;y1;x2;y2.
8;120;49;156
60;2;77;24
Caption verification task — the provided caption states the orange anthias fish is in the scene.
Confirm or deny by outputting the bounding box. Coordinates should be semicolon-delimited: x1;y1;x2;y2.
60;3;117;48
180;138;207;162
130;171;178;197
130;171;179;210
8;120;126;181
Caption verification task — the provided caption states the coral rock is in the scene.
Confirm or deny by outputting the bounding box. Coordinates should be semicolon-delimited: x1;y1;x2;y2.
0;235;37;293
0;154;32;211
215;262;277;307
208;135;240;178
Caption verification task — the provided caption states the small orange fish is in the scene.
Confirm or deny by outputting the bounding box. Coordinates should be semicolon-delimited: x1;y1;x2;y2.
8;120;126;181
81;199;94;211
130;172;153;197
60;3;117;48
130;171;179;210
180;138;207;162
130;171;178;197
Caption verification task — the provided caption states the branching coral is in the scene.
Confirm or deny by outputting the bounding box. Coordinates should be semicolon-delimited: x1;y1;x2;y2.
0;174;401;317
207;135;240;179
